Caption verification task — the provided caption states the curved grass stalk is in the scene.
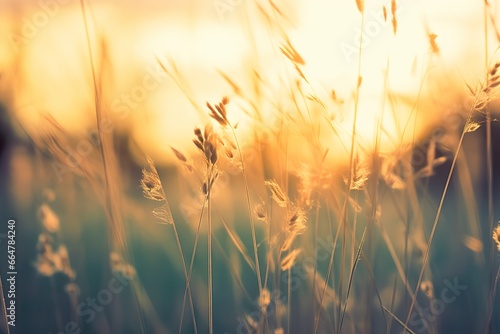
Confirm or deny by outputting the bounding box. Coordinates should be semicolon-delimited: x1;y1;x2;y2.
339;227;366;332
229;125;263;294
486;266;500;332
178;195;207;334
208;177;213;334
484;4;496;333
79;2;148;332
313;197;343;334
173;214;199;334
335;9;365;334
403;94;482;331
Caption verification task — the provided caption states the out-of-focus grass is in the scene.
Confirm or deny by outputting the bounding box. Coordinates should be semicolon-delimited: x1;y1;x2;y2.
1;1;500;334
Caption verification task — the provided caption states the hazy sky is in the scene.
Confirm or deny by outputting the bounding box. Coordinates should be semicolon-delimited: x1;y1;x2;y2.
1;0;498;162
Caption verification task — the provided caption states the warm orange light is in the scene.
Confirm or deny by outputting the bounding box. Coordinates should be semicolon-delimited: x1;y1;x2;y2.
0;0;498;165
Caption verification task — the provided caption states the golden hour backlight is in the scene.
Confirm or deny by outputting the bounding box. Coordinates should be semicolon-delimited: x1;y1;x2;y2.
0;0;499;333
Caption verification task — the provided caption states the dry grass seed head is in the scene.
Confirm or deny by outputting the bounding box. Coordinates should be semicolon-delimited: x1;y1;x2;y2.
36;234;54;255
474;63;500;109
244;314;259;332
207;97;230;127
110;251;123;267
54;245;76;279
464;236;483;253
344;163;370;190
141;157;166;201
287;207;307;235
204;140;218;165
265;179;288;208
281;232;297;252
355;0;364;13
255;202;268;222
348;196;363;213
35;239;76;279
485;66;500;92
37;203;60;233
294;165;333;208
280;36;305;66
258;288;271;312
194;127;204;146
420;280;434;299
140;157;174;224
109;251;137;278
490;62;500;76
170;147;188;162
428;33;439;54
391;0;397;34
281;248;302;271
153;203;174;225
465;121;481;133
195;125;219;165
381;154;406;189
35;258;56;276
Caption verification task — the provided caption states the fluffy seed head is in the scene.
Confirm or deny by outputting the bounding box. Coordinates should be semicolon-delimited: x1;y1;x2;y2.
140;157;165;201
153;204;174;225
255;202;267;222
37;203;60;233
281;249;301;271
287;208;307;235
420;280;434;299
265;180;288;207
258;288;271;312
464;236;483;253
281;232;296;252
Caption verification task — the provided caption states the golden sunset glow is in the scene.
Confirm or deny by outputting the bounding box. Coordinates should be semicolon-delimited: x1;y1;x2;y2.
2;0;497;164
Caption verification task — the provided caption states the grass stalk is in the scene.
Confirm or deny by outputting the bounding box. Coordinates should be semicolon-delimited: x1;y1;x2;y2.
484;3;496;333
403;94;482;331
0;273;10;334
229;126;263;293
208;178;213;334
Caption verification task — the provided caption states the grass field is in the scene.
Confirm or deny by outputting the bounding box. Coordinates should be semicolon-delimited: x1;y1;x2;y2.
1;0;500;333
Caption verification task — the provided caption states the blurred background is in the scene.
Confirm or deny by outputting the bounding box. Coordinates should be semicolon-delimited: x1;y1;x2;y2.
1;0;500;333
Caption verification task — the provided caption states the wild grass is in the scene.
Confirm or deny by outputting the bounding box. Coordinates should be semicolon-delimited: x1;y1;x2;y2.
2;0;500;333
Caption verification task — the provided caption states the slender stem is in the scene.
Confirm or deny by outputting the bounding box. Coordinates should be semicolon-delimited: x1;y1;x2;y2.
336;10;365;334
287;267;292;334
0;273;11;334
486;265;500;332
208;167;214;334
313;198;344;334
312;203;320;324
172;217;198;334
484;4;495;333
339;228;366;332
230;126;263;293
79;0;121;250
179;196;208;334
404;98;479;330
